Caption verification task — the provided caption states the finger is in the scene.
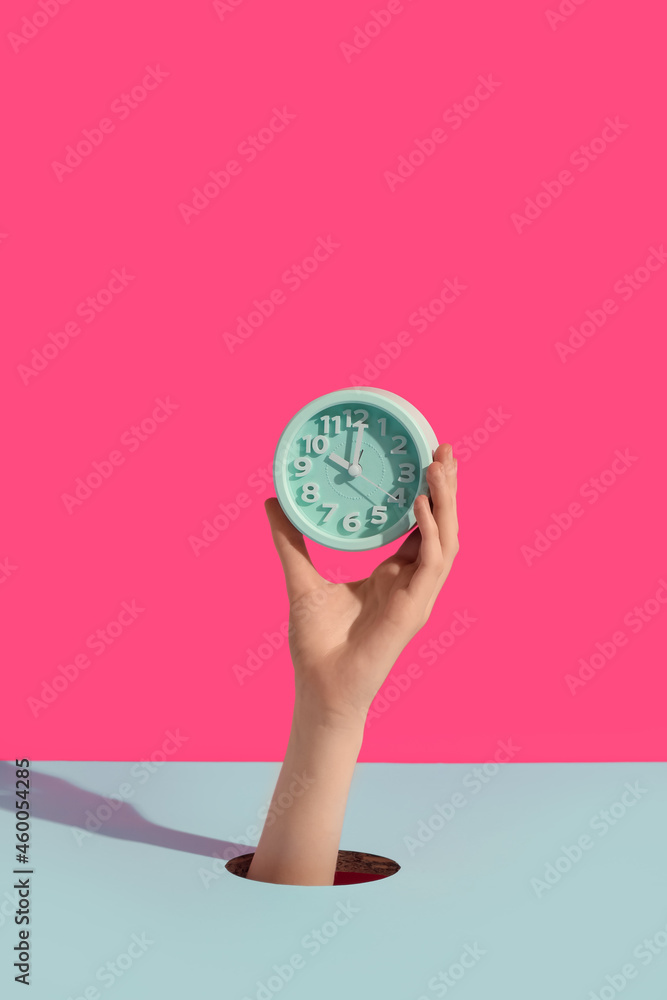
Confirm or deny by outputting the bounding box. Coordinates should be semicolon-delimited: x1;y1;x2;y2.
433;442;457;499
406;493;445;607
393;523;422;563
426;444;459;559
397;443;453;564
264;497;322;601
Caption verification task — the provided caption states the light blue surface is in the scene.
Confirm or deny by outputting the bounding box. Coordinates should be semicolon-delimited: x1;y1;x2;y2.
1;761;666;998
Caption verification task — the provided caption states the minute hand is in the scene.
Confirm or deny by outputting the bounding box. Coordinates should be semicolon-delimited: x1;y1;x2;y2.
351;423;365;471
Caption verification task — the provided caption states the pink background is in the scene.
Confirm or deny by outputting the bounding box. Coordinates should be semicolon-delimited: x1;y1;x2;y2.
2;0;665;762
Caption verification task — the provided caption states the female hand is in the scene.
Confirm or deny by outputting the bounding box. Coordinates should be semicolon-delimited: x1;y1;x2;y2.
264;442;459;730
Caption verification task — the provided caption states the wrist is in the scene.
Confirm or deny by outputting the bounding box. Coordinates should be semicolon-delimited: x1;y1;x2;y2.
293;685;368;739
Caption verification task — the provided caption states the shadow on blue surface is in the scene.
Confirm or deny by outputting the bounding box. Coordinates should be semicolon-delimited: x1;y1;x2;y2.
0;760;249;860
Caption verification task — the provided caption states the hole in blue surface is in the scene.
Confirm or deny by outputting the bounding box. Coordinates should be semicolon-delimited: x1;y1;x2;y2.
226;850;400;885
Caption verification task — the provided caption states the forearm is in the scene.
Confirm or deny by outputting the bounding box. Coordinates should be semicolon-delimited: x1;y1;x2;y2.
246;690;366;886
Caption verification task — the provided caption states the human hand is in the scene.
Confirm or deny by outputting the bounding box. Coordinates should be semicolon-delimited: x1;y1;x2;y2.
264;442;459;730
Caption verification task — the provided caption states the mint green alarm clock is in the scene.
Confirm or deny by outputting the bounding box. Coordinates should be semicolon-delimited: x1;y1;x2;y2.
273;387;438;551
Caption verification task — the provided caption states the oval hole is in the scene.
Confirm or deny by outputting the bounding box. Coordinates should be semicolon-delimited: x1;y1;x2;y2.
225;850;400;885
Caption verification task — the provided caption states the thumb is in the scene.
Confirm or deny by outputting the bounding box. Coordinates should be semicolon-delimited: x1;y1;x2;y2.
264;497;322;601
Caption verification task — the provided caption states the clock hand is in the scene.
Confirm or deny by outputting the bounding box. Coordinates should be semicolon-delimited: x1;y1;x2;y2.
357;474;401;502
350;423;365;476
329;451;400;501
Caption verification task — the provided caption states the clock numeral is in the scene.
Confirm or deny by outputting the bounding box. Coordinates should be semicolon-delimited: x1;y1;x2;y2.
342;511;361;532
390;435;407;454
319;415;342;434
398;463;415;482
377;417;387;436
389;488;406;506
342;409;369;429
320;502;338;522
301;482;320;503
293;458;312;477
302;434;329;454
371;505;387;525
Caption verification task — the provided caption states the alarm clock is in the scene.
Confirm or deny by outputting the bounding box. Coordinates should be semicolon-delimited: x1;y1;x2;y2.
273;387;438;551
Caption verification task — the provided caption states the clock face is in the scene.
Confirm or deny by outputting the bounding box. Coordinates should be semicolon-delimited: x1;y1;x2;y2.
274;388;438;551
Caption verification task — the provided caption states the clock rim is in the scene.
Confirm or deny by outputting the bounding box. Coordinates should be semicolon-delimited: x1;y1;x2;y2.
273;387;438;552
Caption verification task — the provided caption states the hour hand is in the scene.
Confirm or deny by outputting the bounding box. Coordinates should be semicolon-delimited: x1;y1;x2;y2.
329;453;350;470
